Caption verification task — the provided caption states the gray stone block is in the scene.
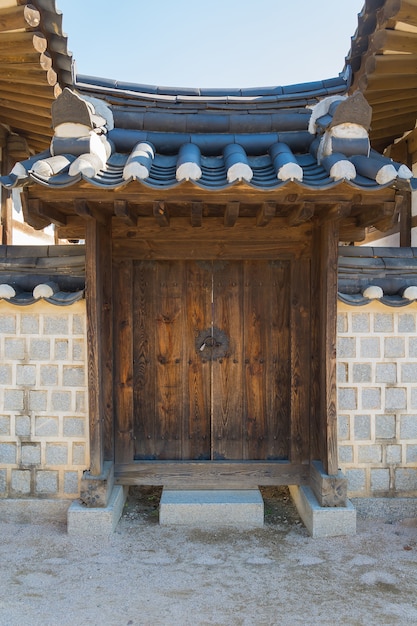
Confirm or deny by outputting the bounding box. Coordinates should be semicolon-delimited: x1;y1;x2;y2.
76;391;86;412
338;388;357;410
409;337;417;358
0;469;6;494
358;445;382;464
29;338;51;360
4;338;25;360
374;313;393;333
384;337;405;358
338;415;350;440
63;366;85;387
354;414;371;440
401;363;417;383
51;391;72;412
159;489;264;528
35;470;58;494
16;365;36;386
337;312;348;333
40;365;58;386
375;414;396;439
21;443;41;465
35;416;59;437
64;471;79;495
72;443;86;465
360;337;380;358
3;389;24;411
0;364;12;384
337;337;356;358
11;469;31;494
351;497;417;521
15;416;31;437
0;443;16;464
410;389;417;409
20;314;39;334
400;415;417;439
406;444;417;463
63;417;85;437
289;485;356;538
72;340;85;361
54;339;68;360
72;314;85;335
0;314;16;333
395;468;417;492
351;313;370;333
370;469;390;492
338;445;353;463
44;316;68;335
386;388;407;411
0;498;70;524
46;444;68;465
361;387;381;410
0;416;10;435
353;363;372;383
398;313;416;333
346;469;366;493
67;485;127;536
376;363;397;384
28;390;47;411
337;363;348;383
386;444;402;464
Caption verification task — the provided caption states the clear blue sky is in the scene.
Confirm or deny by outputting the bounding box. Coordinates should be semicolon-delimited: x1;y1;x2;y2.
57;0;365;88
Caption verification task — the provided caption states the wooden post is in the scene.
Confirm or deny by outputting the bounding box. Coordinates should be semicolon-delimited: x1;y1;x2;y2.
85;215;113;476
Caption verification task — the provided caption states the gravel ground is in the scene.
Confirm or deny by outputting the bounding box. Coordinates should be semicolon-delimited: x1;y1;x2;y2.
0;487;416;626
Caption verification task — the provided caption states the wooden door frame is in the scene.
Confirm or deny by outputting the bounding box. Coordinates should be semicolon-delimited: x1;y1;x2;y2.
83;214;343;504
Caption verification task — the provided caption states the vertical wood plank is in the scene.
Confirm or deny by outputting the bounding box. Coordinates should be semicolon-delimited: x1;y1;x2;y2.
212;261;243;459
113;259;134;464
290;258;311;465
85;216;113;475
244;261;268;460
133;261;157;459
154;261;184;458
183;261;211;459
319;220;339;475
267;261;291;460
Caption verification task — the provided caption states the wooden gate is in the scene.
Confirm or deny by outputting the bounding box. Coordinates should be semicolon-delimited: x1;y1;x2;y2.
113;257;312;468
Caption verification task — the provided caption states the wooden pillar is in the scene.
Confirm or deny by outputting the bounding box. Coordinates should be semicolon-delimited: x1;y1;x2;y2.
85;216;113;476
1;138;12;245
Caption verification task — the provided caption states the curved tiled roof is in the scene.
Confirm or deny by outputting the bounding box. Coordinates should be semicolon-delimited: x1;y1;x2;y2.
0;0;73;153
345;0;417;153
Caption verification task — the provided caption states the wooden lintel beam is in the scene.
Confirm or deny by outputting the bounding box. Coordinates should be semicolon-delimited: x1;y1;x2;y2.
256;201;276;227
287;202;315;227
224;201;240;227
191;202;203;227
74;200;108;226
35;203;67;227
114;200;137;226
153;201;170;227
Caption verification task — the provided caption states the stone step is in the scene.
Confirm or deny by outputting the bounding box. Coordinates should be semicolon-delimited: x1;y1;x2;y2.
159;488;264;528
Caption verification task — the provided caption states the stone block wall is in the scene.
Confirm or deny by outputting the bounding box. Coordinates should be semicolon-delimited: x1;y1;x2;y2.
337;302;417;498
0;301;89;499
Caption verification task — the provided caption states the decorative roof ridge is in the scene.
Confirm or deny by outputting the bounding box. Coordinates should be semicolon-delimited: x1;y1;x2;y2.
75;74;348;107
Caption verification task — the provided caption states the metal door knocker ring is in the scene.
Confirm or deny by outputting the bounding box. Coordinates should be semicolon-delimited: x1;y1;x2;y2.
195;326;229;360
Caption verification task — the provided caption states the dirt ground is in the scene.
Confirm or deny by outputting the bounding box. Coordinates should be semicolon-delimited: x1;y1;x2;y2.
0;487;416;626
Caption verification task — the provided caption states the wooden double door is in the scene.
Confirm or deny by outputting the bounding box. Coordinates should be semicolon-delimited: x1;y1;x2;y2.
114;259;299;463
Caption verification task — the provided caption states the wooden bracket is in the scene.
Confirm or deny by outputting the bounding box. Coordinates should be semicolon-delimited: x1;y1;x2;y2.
114;200;137;226
287;202;315;226
224;201;239;227
153;201;170;227
74;199;108;226
256;201;276;227
21;195;50;230
190;201;203;227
